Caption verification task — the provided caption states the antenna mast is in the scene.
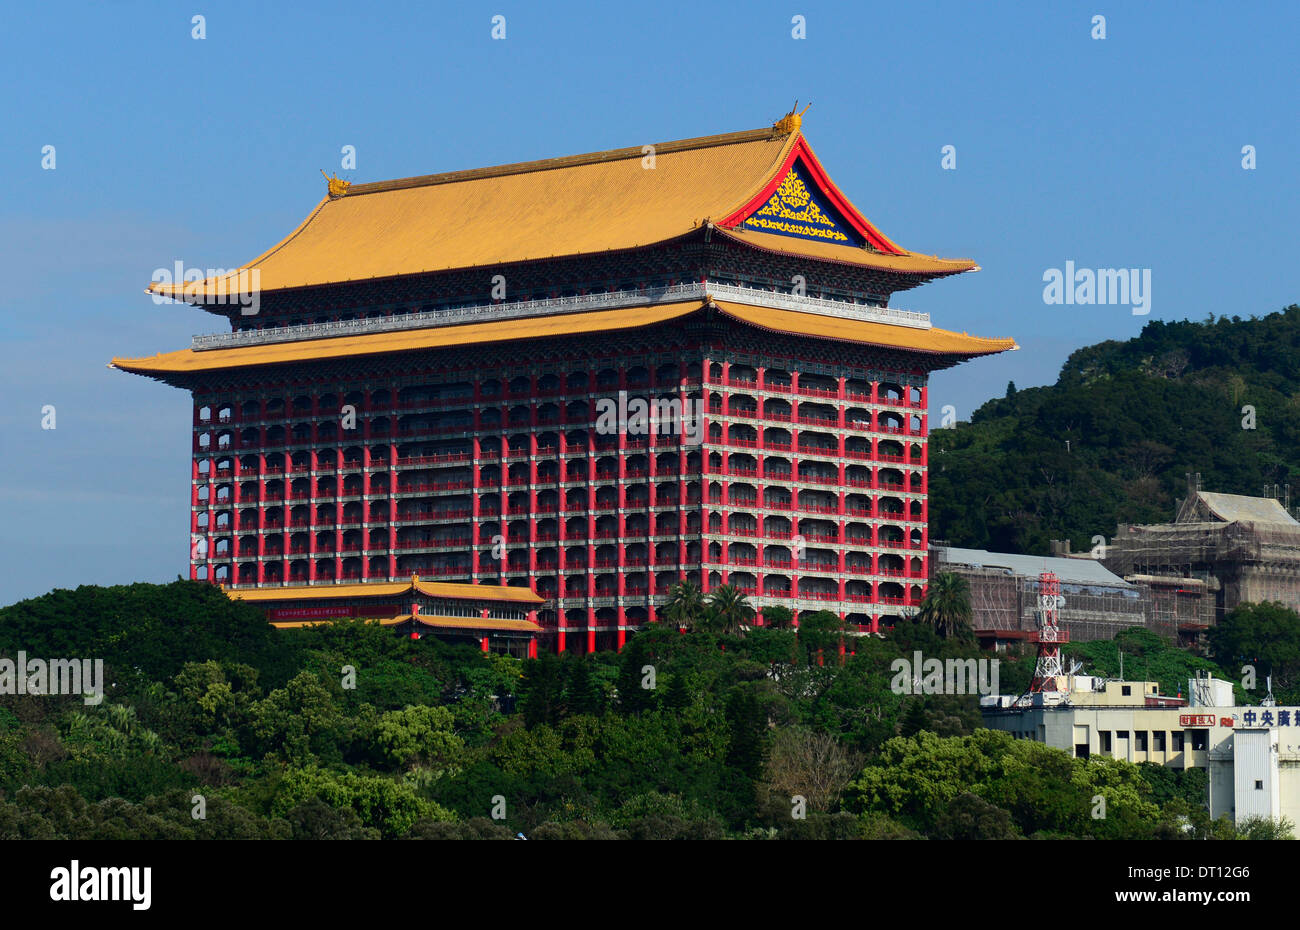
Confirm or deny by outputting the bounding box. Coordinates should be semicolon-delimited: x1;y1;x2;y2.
1030;572;1067;692
1015;571;1070;706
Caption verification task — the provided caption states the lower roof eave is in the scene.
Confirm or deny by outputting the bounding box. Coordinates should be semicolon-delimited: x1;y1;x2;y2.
112;295;1016;382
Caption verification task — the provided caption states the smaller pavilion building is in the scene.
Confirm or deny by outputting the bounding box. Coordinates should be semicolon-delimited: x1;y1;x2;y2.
226;576;544;656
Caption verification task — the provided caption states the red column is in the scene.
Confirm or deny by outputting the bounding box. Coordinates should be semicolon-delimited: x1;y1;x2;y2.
205;456;217;583
335;449;345;580
387;441;398;579
499;434;509;584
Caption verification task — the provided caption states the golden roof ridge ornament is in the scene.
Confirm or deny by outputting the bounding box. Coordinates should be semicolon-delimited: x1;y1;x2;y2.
773;101;812;136
321;169;352;199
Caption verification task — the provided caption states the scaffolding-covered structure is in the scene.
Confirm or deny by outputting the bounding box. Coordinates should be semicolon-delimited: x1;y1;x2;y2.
933;545;1147;645
1101;476;1300;635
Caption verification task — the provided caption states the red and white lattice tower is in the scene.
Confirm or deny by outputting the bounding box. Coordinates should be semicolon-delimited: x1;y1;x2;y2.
1029;571;1069;694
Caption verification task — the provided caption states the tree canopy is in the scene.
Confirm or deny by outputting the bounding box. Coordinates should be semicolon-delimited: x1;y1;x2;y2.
931;305;1300;554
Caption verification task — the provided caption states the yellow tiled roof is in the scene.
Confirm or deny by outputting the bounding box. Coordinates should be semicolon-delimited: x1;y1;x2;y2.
227;576;543;605
715;227;977;275
270;613;543;633
270;613;543;637
711;300;1019;357
234;581;411;601
411;614;543;633
114;295;1015;378
414;581;541;604
112;301;703;375
147;123;973;300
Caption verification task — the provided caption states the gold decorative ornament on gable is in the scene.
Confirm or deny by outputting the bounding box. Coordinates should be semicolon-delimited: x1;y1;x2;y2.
320;170;351;199
772;101;812;136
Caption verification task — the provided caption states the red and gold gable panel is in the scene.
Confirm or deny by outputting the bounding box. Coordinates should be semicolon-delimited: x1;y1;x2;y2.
739;160;864;246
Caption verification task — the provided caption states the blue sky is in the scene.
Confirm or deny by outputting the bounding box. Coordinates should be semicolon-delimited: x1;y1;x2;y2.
1;0;1296;604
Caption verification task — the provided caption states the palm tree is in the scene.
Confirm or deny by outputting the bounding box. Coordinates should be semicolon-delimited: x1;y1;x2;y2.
707;584;755;637
664;580;706;631
916;572;973;639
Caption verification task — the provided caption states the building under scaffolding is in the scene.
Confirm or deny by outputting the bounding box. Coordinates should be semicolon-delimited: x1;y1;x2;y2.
1100;477;1300;635
932;545;1150;646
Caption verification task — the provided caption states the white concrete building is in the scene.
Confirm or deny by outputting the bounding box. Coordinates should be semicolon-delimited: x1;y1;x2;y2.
981;674;1300;827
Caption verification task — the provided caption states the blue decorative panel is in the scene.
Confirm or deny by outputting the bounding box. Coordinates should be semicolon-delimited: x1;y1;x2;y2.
740;160;863;246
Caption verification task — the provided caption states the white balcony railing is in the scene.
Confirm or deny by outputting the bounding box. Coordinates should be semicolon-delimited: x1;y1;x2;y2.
191;281;930;351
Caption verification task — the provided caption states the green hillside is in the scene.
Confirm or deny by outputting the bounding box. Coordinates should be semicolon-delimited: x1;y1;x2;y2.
0;581;1246;839
930;305;1300;554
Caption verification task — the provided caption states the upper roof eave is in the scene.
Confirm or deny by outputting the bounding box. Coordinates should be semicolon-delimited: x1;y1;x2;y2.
712;226;980;277
144;115;977;303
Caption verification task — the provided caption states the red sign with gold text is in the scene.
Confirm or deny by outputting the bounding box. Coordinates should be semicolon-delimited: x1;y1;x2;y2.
268;606;355;620
267;604;405;621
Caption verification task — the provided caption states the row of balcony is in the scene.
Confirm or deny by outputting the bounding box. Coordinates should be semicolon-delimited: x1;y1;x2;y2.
203;469;921;494
209;392;919;432
198;413;922;452
201;525;924;547
201;379;919;414
198;445;923;482
221;542;924;575
200;462;925;492
197;379;923;427
198;504;924;531
201;484;926;511
217;523;922;546
201;452;695;475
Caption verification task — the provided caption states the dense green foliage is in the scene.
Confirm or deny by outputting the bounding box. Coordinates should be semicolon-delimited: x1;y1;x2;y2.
1210;602;1300;704
931;306;1300;554
0;581;1275;839
847;730;1248;840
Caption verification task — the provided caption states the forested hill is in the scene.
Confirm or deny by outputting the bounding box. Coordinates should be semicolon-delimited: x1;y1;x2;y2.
929;304;1300;555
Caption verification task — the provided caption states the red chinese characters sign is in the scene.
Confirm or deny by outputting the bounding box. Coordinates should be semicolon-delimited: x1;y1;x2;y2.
268;606;356;620
267;604;404;621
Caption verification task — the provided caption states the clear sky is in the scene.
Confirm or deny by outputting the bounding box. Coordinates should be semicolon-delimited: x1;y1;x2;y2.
1;0;1296;605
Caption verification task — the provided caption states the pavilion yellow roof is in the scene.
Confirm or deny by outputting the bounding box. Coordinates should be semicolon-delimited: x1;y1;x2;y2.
226;576;543;605
112;296;1016;378
147;118;974;301
270;613;543;632
409;615;543;633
